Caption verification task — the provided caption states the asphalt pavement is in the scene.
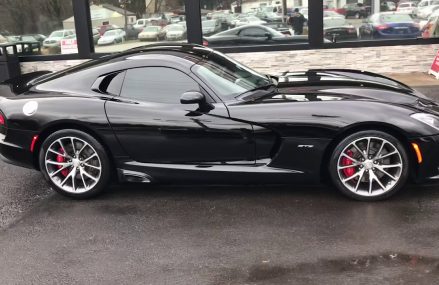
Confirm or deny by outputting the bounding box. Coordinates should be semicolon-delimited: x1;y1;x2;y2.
0;80;439;284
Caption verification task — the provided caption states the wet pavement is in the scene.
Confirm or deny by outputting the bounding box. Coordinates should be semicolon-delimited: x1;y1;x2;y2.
1;162;439;284
1;83;439;284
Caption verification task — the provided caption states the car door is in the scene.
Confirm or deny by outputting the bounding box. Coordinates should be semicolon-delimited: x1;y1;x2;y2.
105;67;255;164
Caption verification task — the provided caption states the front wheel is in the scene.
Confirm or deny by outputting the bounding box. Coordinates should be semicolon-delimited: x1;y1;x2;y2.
329;130;409;201
39;129;111;199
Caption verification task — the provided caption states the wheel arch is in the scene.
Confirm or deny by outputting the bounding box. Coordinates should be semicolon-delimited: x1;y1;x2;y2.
320;122;417;183
32;121;116;176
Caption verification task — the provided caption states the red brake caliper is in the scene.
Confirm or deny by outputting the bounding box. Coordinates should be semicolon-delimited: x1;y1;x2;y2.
56;148;69;177
341;150;355;177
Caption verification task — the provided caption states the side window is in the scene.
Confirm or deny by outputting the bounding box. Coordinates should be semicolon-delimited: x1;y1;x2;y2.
240;28;267;37
120;67;200;104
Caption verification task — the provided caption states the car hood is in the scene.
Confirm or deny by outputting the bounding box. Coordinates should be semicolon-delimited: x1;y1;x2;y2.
240;69;437;109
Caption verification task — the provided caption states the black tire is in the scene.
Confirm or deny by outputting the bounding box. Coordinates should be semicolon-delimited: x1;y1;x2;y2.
39;129;111;199
329;130;409;201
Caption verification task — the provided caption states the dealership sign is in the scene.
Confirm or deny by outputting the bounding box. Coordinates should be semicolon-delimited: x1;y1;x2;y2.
60;39;78;54
428;50;439;79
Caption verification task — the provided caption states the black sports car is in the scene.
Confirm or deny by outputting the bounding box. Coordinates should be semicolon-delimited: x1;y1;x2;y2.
203;24;309;47
0;44;439;201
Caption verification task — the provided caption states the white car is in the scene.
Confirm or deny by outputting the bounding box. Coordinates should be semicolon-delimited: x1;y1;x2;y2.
235;16;267;27
416;0;439;19
97;29;126;45
397;2;418;14
164;24;186;40
43;30;75;48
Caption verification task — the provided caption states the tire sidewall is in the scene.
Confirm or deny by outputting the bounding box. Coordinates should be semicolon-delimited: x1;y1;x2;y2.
39;129;111;199
329;130;409;201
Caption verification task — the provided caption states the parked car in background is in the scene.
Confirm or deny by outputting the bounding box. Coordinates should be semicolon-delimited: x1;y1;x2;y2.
97;24;119;36
203;24;309;47
235;16;267;27
415;0;439;18
97;29;126;45
138;26;165;41
255;11;283;22
8;34;46;44
43;30;75;48
324;10;346;18
91;29;100;44
359;12;421;39
421;9;439;37
344;3;370;18
397;1;418;14
381;1;397;11
209;11;235;30
324;16;358;42
202;20;222;36
263;22;293;35
125;24;140;40
164;24;186;40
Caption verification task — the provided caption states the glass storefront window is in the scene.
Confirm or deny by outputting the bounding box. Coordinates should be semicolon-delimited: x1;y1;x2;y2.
90;0;187;53
200;0;309;48
0;0;76;55
322;0;434;43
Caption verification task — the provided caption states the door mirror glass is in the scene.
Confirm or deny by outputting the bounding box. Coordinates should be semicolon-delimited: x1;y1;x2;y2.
180;91;205;104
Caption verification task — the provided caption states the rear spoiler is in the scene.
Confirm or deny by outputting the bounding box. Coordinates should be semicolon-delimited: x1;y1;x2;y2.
0;71;52;96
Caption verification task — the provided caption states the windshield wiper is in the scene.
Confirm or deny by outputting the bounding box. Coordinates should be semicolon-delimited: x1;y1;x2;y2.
237;83;276;100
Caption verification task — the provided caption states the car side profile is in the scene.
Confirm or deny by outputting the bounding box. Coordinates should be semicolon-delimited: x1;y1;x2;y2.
1;44;439;201
359;12;421;39
203;24;309;47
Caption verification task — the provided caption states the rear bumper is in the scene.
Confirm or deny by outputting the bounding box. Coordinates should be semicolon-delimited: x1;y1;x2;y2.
0;129;37;169
375;31;420;39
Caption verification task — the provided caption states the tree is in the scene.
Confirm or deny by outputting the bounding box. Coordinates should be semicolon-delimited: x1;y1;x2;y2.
0;0;33;34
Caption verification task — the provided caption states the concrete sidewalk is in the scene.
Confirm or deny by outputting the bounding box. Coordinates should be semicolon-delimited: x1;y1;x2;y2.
385;72;439;87
384;72;439;100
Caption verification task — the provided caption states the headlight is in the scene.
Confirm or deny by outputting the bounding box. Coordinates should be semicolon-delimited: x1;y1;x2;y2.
411;113;439;130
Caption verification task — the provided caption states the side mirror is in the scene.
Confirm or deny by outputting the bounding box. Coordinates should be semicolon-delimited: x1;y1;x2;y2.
265;32;272;39
180;91;205;104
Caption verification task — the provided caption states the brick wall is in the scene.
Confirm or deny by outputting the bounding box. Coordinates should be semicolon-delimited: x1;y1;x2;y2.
20;44;439;75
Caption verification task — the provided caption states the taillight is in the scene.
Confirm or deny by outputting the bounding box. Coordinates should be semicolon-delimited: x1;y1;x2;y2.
376;25;389;31
202;40;208;46
0;112;5;126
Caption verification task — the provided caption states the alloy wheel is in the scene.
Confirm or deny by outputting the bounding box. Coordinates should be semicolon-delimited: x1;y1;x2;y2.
336;136;403;197
44;136;102;194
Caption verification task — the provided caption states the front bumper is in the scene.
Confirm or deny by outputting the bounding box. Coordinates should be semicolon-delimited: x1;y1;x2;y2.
412;134;439;183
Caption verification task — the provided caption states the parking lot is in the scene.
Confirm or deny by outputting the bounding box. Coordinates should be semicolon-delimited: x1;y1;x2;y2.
0;82;437;284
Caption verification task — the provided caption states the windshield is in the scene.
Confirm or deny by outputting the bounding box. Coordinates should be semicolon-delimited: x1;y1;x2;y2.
168;25;183;31
192;51;271;100
380;14;413;22
49;31;64;38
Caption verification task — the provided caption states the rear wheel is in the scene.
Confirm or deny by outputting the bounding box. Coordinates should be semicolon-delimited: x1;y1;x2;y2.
329;130;409;201
39;129;111;199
